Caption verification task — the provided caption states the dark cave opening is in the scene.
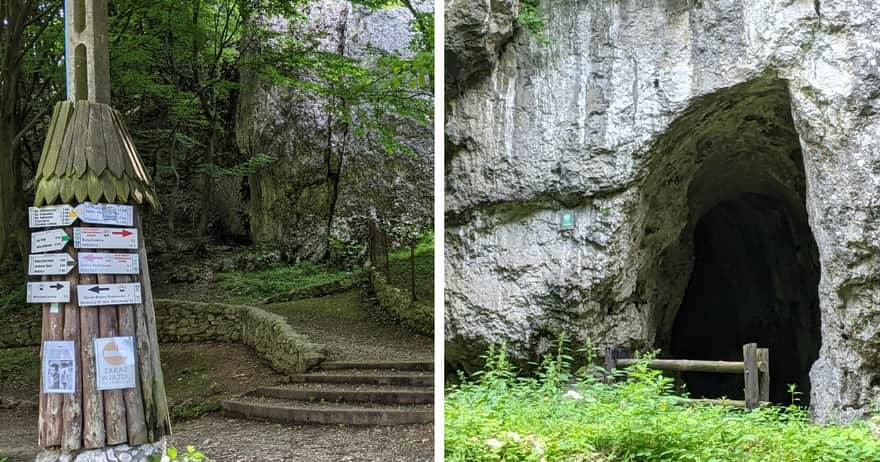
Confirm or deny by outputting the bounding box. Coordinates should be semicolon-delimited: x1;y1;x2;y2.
669;192;821;404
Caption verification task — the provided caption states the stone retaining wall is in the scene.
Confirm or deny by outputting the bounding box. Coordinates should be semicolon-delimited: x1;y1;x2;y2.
0;310;41;348
154;299;325;373
369;270;432;336
0;301;326;375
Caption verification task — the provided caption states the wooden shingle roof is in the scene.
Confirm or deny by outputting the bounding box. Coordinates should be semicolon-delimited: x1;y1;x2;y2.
34;100;159;209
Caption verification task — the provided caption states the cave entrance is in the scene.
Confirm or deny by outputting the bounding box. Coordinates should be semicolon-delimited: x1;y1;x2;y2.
638;76;823;406
669;190;821;405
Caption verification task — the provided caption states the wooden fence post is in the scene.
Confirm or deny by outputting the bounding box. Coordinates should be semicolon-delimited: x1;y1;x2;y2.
604;347;628;383
743;343;759;410
757;348;770;403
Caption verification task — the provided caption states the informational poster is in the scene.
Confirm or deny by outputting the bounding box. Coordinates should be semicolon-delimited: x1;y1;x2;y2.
95;337;137;390
43;340;76;394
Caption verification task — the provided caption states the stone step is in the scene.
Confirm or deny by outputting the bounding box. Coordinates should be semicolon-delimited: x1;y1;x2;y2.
249;385;434;405
319;360;434;371
222;397;433;426
287;370;433;387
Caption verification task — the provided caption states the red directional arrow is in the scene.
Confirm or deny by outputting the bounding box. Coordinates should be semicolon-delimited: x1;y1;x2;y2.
112;230;134;237
82;254;103;262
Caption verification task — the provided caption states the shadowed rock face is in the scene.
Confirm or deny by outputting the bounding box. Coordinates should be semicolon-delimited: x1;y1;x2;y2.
446;0;880;421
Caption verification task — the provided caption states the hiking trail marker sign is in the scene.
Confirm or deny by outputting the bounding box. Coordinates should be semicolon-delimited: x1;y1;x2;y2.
29;253;76;276
29;205;76;228
77;283;142;307
31;229;71;253
78;253;140;274
73;227;138;250
29;203;134;228
73;203;134;226
27;281;71;304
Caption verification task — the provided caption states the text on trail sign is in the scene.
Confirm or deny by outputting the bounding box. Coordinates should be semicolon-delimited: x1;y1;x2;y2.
27;281;71;304
74;227;138;250
29;205;75;228
73;203;134;226
78;253;140;275
29;203;134;228
77;283;142;306
31;229;71;253
29;253;76;276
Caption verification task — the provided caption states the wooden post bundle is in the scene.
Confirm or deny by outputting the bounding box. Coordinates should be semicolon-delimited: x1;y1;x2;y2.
31;0;169;453
33;109;170;451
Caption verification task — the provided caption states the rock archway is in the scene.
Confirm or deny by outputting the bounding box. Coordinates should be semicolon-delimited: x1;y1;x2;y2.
634;75;821;404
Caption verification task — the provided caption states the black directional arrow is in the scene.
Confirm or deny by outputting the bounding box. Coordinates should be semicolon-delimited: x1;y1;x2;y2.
89;286;110;294
50;283;64;290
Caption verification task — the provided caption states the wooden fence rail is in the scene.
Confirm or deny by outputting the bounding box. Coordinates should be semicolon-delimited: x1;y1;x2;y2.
605;343;770;410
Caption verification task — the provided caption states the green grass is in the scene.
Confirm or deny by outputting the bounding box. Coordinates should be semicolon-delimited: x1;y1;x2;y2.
215;261;359;302
446;341;880;461
387;232;434;306
0;263;26;316
0;348;39;395
264;290;366;321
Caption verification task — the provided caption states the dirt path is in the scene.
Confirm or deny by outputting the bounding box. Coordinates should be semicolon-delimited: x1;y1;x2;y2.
170;416;433;461
0;409;38;462
0;410;434;462
263;289;433;362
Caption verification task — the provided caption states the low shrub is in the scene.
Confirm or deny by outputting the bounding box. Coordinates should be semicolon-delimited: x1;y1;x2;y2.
216;262;358;300
446;339;880;461
149;446;213;462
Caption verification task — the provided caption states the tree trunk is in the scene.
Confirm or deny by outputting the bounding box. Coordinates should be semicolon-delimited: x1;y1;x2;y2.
198;108;217;238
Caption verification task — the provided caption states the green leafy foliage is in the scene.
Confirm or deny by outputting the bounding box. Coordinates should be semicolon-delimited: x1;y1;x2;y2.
216;261;358;299
329;236;367;269
148;446;214;462
196;153;276;177
0;269;26;316
388;230;433;305
0;349;39;395
518;0;550;44
446;341;880;461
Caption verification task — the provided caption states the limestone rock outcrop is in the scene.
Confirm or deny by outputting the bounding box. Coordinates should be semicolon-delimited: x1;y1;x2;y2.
446;0;880;421
237;0;433;261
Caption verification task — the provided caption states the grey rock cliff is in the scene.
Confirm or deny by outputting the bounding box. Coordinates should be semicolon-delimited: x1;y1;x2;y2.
446;0;880;421
237;0;433;260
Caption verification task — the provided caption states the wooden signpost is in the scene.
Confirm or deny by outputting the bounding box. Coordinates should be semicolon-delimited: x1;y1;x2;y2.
28;0;169;459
